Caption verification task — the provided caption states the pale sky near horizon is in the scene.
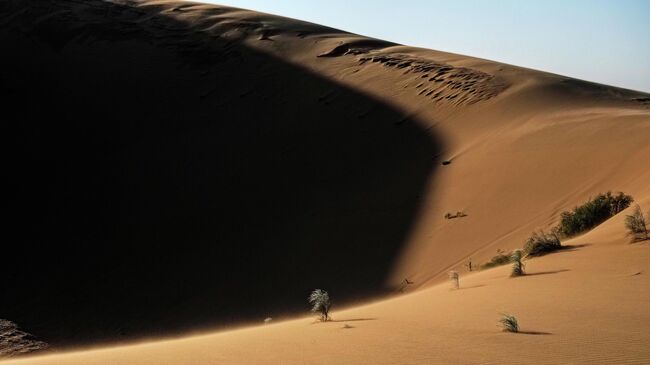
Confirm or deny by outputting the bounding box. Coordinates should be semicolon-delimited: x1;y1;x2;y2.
204;0;650;93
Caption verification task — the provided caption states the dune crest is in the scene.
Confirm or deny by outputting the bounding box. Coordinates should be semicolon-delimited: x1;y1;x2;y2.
1;0;649;364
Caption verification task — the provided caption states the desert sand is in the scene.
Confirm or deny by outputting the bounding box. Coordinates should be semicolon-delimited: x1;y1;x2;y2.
1;0;649;364
5;217;650;364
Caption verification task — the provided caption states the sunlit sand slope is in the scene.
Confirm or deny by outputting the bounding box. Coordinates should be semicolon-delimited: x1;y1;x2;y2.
5;210;650;364
0;0;649;362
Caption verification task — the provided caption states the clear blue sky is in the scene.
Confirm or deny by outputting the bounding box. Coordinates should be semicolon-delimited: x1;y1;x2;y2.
206;0;650;93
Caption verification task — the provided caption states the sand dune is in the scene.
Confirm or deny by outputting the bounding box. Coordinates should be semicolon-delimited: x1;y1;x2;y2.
4;212;650;364
1;0;649;363
1;0;440;346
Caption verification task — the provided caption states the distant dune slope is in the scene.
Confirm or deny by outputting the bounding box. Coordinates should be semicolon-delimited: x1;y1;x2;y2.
1;0;650;354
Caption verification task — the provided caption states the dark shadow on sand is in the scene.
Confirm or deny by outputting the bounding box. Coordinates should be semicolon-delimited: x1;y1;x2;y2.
518;331;552;335
329;318;378;323
521;269;571;277
0;0;443;348
527;243;591;259
520;269;571;277
559;243;591;252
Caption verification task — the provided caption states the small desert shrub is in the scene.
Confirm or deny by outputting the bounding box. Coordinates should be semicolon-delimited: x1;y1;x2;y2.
510;249;525;277
557;191;633;237
0;319;48;358
609;192;634;215
444;211;467;219
498;313;519;333
308;289;331;321
448;270;459;289
625;205;648;242
480;249;511;270
523;230;562;257
465;258;474;272
398;278;414;293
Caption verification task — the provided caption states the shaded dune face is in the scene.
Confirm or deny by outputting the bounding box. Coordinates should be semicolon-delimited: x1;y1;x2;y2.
0;0;441;346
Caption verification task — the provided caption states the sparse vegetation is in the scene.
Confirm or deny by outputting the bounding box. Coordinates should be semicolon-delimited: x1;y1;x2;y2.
308;289;331;322
557;191;633;237
0;319;48;358
498;313;519;333
398;278;414;293
510;249;525;277
523;230;562;257
625;205;648;242
480;249;511;270
444;211;467;219
474;192;635;275
464;258;474;272
448;270;459;289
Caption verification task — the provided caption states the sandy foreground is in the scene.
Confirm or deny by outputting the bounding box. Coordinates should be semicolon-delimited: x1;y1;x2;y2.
1;0;649;363
5;215;650;364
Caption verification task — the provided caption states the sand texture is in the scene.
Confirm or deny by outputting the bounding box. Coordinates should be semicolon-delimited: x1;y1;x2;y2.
1;0;649;363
